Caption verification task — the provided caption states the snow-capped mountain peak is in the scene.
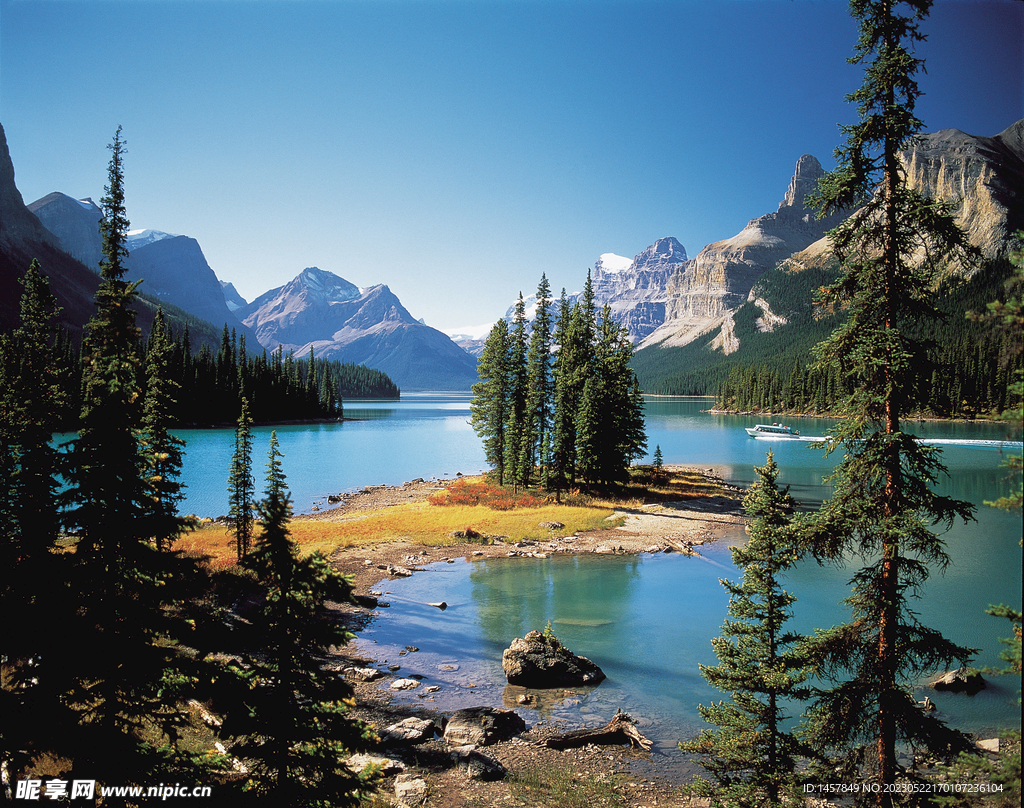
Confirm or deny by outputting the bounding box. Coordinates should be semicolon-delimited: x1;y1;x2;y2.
595;252;632;273
126;228;178;248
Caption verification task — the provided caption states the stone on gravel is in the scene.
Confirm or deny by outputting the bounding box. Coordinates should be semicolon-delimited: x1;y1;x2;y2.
394;773;428;806
443;706;526;747
344;666;384;682
346;753;405;776
390;678;421;691
450;745;508;781
382;717;436;745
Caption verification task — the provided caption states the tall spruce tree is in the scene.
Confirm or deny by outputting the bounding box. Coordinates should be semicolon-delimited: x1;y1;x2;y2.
0;259;69;779
554;290;595;489
504;293;531;491
682;452;809;807
526;274;555;486
0;259;66;587
140;307;188;550
594;304;646;485
57;127;202;785
470;319;510;485
801;2;978;801
229;395;256;561
228;432;379;806
550;289;578;497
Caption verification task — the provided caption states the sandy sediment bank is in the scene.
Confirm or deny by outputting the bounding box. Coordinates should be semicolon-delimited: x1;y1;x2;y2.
308;466;747;591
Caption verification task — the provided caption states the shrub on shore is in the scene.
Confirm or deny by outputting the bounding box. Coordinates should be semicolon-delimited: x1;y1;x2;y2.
428;477;545;509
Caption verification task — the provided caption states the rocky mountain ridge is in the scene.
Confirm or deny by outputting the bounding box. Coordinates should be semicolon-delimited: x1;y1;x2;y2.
3;124;475;389
638;121;1024;358
238;267;479;391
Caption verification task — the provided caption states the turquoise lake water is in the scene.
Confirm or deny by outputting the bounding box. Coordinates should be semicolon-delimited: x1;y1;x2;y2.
162;394;1021;776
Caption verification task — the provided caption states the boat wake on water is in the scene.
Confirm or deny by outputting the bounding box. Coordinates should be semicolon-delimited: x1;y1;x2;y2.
918;438;1023;449
745;428;1021;449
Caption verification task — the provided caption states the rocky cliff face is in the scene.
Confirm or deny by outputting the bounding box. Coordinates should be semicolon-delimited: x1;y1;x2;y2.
239;267;479;391
0;126;63;255
640;123;1023;355
0;122;100;336
901;121;1024;259
124;235;259;345
649;155;846;351
28;192;104;271
592;236;688;342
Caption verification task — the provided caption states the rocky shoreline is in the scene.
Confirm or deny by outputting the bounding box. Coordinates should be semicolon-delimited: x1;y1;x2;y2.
309;469;749;807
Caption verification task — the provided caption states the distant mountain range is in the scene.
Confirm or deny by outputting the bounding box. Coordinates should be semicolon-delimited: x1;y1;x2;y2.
3;117;1021;395
631;120;1024;393
237;267;479;390
0;120;476;391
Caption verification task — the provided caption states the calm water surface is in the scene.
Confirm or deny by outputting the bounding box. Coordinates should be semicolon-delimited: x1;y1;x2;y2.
171;394;1021;776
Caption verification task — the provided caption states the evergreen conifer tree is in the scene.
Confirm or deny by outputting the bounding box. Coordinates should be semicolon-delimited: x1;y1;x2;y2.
470;319;510;485
55;126;205;786
550;289;576;498
526;274;555;485
229;432;379;806
0;259;69;778
229;396;256;561
140;307;188;550
504;294;531;491
682;451;809;807
802;3;978;800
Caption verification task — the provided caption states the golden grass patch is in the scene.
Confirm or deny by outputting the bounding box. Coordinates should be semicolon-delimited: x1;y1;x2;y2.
180;502;621;566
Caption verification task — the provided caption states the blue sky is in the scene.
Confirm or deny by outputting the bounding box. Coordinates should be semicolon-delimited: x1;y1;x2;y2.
2;0;1021;334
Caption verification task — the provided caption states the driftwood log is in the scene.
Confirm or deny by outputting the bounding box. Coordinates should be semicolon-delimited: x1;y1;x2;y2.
534;709;652;752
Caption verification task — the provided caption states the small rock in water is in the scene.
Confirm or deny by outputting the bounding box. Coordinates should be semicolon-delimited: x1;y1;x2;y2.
390;678;421;691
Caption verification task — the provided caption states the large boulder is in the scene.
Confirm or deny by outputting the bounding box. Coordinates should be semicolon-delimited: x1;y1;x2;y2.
502;630;606;688
442;706;526;747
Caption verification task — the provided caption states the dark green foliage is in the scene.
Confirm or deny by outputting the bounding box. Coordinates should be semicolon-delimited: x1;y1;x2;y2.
227;435;379;806
799;3;980;801
576;305;647;487
683;452;809;807
471;319;510;485
0;259;66;578
551;288;580;492
51;126;210;786
472;273;646;495
229;396;256;561
504;294;531;490
0;259;70;778
527;274;555;485
934;246;1022;807
140;307;188;550
51;318;400;428
167;336;398;425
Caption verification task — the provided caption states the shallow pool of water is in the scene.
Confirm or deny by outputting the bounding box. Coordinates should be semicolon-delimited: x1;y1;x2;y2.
354;537;1021;782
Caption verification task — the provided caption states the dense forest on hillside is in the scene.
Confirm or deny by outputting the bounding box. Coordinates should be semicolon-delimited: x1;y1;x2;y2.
632;254;1022;419
3;318;400;429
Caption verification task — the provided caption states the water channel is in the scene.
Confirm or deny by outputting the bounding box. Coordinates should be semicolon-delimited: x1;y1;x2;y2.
169;394;1021;776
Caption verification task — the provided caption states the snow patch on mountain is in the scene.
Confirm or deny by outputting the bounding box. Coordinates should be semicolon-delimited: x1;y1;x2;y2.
127;229;178;248
595;252;632;273
445;322;496;341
